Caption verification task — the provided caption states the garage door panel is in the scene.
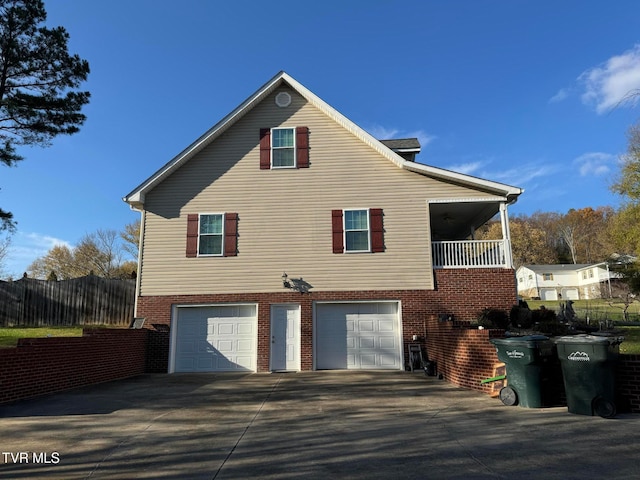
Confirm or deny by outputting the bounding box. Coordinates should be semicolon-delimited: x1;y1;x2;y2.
379;336;396;349
360;354;376;367
359;320;374;332
173;305;257;373
316;302;401;370
359;336;375;348
379;354;398;366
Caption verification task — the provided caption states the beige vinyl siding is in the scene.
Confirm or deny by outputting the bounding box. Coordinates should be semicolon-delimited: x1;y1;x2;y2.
139;88;499;296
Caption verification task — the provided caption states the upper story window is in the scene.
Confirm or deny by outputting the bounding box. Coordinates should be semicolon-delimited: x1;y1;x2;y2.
260;126;309;169
199;214;224;255
332;208;384;254
344;209;370;252
271;128;295;168
589;269;594;278
582;271;587;280
542;273;553;281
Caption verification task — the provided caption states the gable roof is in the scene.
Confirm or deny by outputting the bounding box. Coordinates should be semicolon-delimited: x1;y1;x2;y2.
124;71;523;210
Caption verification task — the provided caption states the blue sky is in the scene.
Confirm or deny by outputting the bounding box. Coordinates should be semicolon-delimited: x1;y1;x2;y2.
2;0;640;277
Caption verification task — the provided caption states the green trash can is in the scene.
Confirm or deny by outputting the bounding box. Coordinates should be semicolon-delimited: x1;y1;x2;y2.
490;335;563;408
555;334;623;418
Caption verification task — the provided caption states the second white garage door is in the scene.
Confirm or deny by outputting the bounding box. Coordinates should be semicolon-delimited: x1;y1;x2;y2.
315;302;402;370
172;304;257;373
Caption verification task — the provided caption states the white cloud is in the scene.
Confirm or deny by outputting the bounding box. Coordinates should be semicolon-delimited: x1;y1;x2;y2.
488;163;559;186
447;161;485;175
366;124;399;140
364;124;436;148
573;152;616;176
579;44;640;114
549;88;570;103
4;232;73;277
407;130;436;148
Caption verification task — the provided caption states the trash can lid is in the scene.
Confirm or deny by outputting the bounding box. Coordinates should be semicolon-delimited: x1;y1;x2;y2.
554;334;612;345
491;334;549;346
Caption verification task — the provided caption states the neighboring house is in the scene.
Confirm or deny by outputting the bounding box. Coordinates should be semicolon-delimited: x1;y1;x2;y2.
124;72;523;374
516;263;614;301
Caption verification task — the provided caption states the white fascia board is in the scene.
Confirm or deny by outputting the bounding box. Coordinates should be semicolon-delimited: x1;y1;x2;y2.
123;71;290;207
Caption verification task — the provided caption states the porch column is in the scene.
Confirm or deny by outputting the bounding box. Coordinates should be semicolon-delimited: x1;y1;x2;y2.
499;202;513;269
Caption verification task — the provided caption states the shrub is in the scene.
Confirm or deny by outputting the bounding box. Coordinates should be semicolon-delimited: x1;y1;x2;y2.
477;308;510;329
531;307;568;336
510;304;533;328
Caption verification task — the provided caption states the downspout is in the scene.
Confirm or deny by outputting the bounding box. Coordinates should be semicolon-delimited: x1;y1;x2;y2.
134;209;145;317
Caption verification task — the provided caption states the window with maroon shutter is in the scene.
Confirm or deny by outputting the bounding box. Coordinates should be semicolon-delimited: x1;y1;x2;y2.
296;126;309;168
259;127;309;169
224;213;238;256
186;214;199;257
331;210;344;253
370;208;384;252
186;213;238;257
259;128;271;169
332;209;385;254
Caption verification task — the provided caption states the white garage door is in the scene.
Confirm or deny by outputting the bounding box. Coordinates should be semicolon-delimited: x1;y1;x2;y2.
562;288;579;300
172;304;257;373
315;302;402;370
540;288;558;301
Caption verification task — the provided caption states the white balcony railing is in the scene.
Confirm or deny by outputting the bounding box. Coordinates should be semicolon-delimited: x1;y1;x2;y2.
432;240;509;268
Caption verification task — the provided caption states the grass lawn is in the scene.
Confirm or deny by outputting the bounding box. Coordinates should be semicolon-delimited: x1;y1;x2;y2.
0;326;86;348
619;326;640;355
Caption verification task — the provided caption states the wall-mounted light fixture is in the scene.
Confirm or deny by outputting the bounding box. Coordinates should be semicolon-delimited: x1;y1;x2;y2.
281;272;313;294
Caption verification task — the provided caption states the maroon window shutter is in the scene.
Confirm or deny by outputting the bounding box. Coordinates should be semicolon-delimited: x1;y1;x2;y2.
370;208;384;253
224;213;238;256
259;128;271;169
332;210;344;254
186;214;199;257
296;126;309;168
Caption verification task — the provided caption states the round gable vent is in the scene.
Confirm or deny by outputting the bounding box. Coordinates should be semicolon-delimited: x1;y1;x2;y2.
275;91;292;108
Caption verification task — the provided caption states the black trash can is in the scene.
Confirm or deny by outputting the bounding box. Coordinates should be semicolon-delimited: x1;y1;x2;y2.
555;334;623;418
490;335;564;408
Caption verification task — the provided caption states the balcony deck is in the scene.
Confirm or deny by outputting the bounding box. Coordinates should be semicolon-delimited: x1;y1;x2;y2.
432;239;509;268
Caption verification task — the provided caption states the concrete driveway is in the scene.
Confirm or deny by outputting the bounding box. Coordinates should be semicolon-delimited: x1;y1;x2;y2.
1;371;639;479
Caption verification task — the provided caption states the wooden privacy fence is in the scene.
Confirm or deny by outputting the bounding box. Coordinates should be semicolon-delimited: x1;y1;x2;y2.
0;275;136;327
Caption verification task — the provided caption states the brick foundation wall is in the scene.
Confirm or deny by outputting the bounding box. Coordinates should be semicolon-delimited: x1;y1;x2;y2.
136;268;518;373
0;329;148;405
617;354;640;413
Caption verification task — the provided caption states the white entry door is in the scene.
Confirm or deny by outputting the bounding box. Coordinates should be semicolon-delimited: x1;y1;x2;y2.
270;304;301;371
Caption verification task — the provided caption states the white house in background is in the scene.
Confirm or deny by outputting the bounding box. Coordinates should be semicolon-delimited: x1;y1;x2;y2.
516;263;613;300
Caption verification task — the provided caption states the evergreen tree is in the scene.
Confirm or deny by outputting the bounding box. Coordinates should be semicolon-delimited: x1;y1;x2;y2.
0;0;90;229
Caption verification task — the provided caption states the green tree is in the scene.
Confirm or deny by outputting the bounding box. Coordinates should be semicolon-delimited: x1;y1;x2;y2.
0;0;90;230
610;123;640;256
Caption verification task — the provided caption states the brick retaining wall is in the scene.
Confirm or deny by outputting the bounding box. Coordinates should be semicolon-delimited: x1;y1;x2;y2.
0;328;148;404
425;315;640;413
